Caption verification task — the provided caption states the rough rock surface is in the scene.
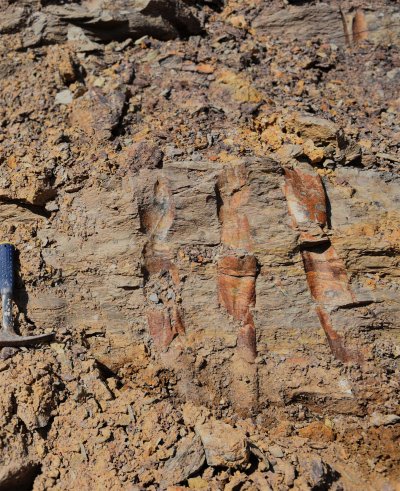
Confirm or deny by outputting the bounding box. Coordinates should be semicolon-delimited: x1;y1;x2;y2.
195;419;249;468
0;0;399;489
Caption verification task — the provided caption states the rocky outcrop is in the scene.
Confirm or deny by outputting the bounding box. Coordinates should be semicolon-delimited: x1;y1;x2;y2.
0;0;204;49
0;0;399;489
253;3;400;47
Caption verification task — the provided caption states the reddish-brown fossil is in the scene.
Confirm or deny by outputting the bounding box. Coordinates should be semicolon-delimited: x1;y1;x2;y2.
316;306;362;363
147;306;185;349
217;254;257;358
147;310;175;348
217;255;256;319
282;161;361;362
216;165;258;360
352;8;368;44
217;166;253;251
141;177;185;347
301;246;355;307
237;314;257;360
283;163;329;245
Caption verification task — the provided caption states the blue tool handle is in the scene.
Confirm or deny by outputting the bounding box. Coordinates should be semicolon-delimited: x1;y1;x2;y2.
0;243;14;292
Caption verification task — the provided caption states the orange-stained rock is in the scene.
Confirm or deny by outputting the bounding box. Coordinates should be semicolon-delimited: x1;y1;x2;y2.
303;139;325;164
147;310;176;348
214;70;263;104
315;306;355;363
298;421;335;442
301;246;355;307
352;9;368;44
217;255;256;321
284;163;327;226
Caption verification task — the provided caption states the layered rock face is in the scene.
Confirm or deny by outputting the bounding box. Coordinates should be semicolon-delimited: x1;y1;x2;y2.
0;0;399;489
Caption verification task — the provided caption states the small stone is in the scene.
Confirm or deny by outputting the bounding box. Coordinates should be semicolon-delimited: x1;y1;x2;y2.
134;35;150;46
229;15;248;29
166;289;175;300
161;436;205;488
188;477;208;489
195;418;249;468
55;89;73;105
115;38;132;52
298;455;338;489
303;139;325;164
93;77;106;88
67;25;102;52
369;412;400;427
165;146;184;158
0;347;19;360
298;421;335;442
149;293;159;303
161;88;171;99
276;143;304;163
45;201;59;212
269;444;284;458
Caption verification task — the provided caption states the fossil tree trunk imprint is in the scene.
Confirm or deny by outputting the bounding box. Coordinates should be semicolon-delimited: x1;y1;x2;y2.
216;164;259;416
352;8;368;44
216;165;257;361
141;178;185;348
283;162;362;362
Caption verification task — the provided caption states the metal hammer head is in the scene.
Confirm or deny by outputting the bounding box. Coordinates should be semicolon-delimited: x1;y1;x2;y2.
0;243;55;347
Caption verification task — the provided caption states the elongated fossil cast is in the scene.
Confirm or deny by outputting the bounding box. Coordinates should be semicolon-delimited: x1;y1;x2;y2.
216;165;257;360
283;162;362;362
141;178;185;348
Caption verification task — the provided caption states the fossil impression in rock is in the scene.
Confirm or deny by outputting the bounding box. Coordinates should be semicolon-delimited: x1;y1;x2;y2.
140;177;185;348
283;161;362;362
216;165;257;361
